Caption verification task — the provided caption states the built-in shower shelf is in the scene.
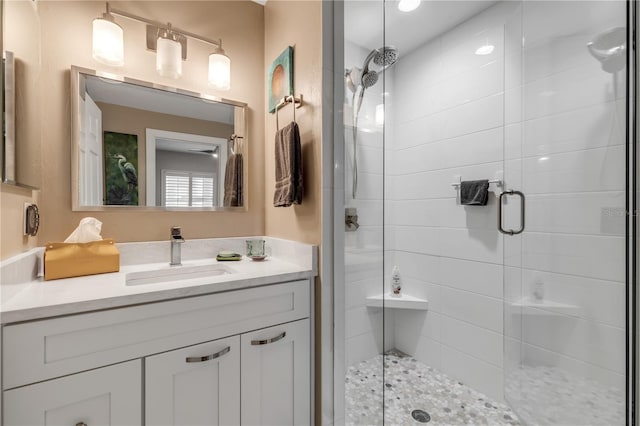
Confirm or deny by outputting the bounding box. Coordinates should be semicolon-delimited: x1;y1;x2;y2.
510;298;582;316
366;293;429;310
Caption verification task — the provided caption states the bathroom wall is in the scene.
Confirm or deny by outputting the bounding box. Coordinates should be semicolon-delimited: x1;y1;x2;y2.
386;2;517;401
263;0;323;246
262;3;324;423
3;0;41;188
1;0;41;259
0;186;39;259
342;37;389;367
385;0;627;407
23;1;265;244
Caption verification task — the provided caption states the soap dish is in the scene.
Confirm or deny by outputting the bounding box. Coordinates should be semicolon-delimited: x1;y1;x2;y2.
216;251;242;261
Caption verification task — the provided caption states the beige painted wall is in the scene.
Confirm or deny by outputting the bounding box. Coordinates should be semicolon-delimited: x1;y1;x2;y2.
1;0;40;258
97;102;234;204
4;0;41;188
28;1;265;244
264;3;324;424
264;0;323;246
0;185;38;258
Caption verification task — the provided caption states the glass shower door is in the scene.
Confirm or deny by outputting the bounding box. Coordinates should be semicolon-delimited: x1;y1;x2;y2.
503;1;629;424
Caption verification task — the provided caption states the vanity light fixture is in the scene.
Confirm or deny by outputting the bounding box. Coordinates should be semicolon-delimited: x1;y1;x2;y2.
91;2;231;89
208;44;231;90
156;24;182;79
92;4;124;66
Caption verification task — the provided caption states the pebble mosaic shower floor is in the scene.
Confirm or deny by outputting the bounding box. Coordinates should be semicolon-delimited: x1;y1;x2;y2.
345;351;520;426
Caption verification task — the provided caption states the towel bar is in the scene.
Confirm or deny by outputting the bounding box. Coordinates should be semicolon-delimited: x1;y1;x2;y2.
274;94;303;112
275;94;303;129
451;179;502;188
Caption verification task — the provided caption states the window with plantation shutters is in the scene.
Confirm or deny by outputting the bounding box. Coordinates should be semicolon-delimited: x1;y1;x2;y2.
162;170;215;207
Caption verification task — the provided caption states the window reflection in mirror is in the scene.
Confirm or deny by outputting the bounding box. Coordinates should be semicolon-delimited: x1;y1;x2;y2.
72;68;246;210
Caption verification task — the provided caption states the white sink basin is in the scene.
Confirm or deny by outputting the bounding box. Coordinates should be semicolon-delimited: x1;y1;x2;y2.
126;264;235;286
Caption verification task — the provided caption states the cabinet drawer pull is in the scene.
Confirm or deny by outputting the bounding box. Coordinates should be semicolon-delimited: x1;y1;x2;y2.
185;346;231;363
251;331;286;345
76;423;87;426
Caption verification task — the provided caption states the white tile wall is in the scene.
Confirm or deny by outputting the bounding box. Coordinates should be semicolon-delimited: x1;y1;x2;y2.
343;0;627;417
505;1;627;421
343;40;387;366
384;3;512;399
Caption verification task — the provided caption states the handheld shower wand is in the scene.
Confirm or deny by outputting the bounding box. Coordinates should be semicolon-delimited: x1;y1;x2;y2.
346;46;398;199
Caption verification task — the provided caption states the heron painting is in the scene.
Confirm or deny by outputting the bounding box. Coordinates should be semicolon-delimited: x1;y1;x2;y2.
103;131;139;205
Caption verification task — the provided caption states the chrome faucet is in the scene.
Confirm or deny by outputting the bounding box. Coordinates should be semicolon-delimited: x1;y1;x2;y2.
170;226;185;266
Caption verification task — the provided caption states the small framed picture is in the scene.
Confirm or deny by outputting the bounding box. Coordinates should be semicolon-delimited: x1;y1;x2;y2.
268;46;293;113
103;131;139;206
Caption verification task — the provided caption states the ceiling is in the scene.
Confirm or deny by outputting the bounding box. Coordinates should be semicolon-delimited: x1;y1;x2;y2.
345;0;498;55
85;75;235;125
156;138;221;155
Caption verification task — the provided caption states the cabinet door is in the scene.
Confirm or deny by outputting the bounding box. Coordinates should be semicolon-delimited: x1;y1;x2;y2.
241;319;310;426
145;335;240;426
4;360;141;426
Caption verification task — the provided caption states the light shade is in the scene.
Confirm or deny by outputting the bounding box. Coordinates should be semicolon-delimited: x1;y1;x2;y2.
92;16;124;66
156;34;182;79
208;46;231;91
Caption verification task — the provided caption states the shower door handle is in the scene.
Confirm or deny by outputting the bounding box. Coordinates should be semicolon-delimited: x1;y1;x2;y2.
498;190;525;235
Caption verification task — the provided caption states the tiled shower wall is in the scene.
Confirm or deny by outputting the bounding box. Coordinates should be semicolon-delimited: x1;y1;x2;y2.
343;39;390;367
503;1;627;422
344;0;627;408
385;2;518;401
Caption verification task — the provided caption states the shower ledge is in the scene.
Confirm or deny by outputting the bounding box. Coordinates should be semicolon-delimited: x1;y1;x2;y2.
366;293;428;310
510;298;582;316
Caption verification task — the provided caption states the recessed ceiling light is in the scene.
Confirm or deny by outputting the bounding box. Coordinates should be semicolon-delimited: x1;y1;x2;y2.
475;44;495;55
398;0;420;13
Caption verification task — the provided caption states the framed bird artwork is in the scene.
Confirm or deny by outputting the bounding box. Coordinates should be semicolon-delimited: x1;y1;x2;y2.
103;131;139;205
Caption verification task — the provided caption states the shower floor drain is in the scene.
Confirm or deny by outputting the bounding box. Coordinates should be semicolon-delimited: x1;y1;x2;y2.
411;409;431;423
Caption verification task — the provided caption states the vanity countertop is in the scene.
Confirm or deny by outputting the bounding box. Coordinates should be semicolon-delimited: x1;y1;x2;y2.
0;237;317;325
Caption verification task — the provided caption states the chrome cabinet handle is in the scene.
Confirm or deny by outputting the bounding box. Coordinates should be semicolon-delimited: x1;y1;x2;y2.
76;423;87;426
251;331;286;345
498;190;525;235
185;346;231;363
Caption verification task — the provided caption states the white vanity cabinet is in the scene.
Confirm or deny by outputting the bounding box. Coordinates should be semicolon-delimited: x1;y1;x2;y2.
241;319;310;425
2;280;312;426
145;335;241;426
4;360;142;426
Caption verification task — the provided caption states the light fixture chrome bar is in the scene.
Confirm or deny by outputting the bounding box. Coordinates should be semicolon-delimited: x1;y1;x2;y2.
106;2;223;48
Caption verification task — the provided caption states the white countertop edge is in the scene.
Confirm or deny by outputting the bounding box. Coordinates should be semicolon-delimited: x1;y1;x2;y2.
1;237;318;325
1;269;314;325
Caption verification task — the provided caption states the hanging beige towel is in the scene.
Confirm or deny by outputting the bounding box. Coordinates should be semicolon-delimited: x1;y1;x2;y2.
223;153;243;207
274;122;303;207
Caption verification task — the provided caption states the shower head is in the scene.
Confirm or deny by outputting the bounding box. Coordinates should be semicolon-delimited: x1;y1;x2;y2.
346;46;398;92
587;27;626;73
361;70;379;88
371;46;399;69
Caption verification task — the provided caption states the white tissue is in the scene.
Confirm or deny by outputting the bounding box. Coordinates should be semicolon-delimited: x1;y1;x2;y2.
64;217;103;243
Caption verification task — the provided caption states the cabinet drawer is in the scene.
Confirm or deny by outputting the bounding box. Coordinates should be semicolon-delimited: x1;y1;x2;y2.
3;280;310;389
4;360;142;426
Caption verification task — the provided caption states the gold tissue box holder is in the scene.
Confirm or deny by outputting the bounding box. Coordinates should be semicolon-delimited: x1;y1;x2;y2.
44;239;120;281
